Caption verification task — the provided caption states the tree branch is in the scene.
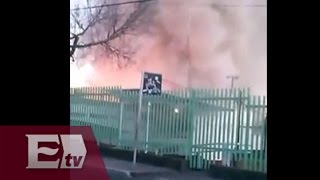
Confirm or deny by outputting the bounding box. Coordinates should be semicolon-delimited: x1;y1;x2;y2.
70;35;79;57
70;0;154;11
70;0;151;64
70;6;104;40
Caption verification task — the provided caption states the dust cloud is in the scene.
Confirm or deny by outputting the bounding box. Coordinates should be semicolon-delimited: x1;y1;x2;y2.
71;0;267;96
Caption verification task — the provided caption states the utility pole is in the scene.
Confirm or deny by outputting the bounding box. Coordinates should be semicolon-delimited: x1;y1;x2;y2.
226;75;241;168
226;75;239;89
186;8;192;89
133;71;144;164
235;90;242;149
227;75;241;148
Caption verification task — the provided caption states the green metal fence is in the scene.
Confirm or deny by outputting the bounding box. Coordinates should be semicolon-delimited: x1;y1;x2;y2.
70;87;267;173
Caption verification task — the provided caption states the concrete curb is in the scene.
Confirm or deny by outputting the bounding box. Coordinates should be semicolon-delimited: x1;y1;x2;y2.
208;165;267;180
99;145;187;171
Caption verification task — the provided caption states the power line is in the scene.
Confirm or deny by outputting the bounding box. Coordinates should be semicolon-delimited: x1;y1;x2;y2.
212;4;266;7
70;0;155;11
71;0;265;12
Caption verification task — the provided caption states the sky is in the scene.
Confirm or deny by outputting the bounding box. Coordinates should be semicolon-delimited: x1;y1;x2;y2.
70;0;267;96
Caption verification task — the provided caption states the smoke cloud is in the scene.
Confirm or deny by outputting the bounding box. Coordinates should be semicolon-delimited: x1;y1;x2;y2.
71;0;267;96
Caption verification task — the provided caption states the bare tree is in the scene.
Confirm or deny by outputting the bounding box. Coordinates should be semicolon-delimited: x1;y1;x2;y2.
70;0;154;66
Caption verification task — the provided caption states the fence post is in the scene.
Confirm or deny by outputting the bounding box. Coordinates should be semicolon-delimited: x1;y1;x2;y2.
145;102;151;152
263;114;267;173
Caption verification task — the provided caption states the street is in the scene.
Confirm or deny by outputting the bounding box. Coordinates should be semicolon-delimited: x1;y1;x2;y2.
108;170;132;180
103;156;217;180
107;169;217;180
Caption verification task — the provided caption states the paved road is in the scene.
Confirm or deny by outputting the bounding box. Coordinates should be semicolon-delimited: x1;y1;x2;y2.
108;169;132;180
105;156;217;180
108;169;217;180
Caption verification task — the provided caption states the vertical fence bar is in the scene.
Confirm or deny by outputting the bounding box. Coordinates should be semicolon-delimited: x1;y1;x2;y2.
208;89;215;166
249;96;255;171
243;89;250;170
159;96;165;155
217;89;223;162
99;87;103;142
250;96;256;171
96;87;100;141
262;97;267;173
173;91;179;154
235;88;240;165
221;89;227;166
168;92;174;154
77;88;81;125
78;87;82;126
204;89;211;169
123;90;129;149
255;96;262;171
92;87;97;142
84;87;89;127
194;89;200;168
225;89;232;167
127;91;131;149
110;87;115;144
113;87;117;144
182;89;188;158
92;87;96;132
166;93;171;154
168;91;175;154
105;87;110;143
238;88;244;168
212;89;219;164
163;94;169;154
79;87;84;126
109;87;113;144
105;87;110;145
264;125;267;173
158;95;163;153
119;99;124;146
145;100;150;152
188;89;195;168
150;96;155;152
230;89;236;167
134;90;140;150
164;93;169;154
95;87;99;142
174;90;181;154
113;87;118;144
149;95;156;152
99;87;105;141
154;96;160;154
197;89;204;168
101;87;105;142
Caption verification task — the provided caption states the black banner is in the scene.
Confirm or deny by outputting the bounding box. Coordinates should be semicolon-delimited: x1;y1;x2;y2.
142;72;162;95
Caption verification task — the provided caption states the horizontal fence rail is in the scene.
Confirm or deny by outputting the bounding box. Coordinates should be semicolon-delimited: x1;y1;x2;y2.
70;86;267;173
